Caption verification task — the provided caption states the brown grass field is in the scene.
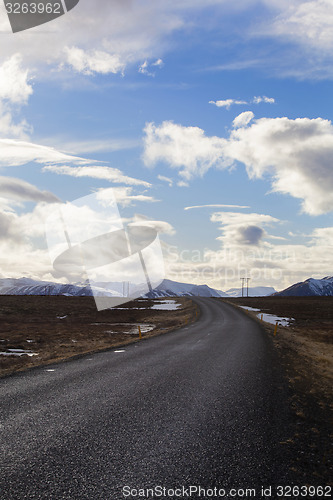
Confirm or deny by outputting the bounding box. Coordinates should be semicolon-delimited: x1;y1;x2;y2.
0;296;197;377
221;296;333;403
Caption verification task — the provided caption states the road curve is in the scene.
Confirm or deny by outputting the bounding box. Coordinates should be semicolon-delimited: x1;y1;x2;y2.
1;298;295;499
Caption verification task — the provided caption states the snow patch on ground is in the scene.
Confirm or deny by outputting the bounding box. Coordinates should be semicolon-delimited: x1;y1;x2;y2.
151;300;181;310
239;306;294;327
0;349;38;357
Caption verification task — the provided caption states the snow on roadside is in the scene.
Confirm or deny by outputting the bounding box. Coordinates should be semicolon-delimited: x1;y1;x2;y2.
239;305;294;327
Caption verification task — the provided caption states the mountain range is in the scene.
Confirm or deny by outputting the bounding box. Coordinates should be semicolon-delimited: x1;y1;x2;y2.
0;275;331;298
0;277;275;298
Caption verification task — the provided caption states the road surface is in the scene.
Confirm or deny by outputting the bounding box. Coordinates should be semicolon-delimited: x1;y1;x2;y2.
1;298;296;499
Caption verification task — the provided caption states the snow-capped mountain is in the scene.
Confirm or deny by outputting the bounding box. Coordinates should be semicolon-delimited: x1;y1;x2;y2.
0;277;276;298
144;279;228;298
0;278;119;297
225;286;276;298
275;276;333;296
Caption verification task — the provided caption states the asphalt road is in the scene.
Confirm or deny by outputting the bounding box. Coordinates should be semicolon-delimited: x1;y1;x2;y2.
1;298;296;499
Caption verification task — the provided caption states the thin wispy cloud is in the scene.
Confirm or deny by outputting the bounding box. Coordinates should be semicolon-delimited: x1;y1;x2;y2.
184;204;250;210
158;175;173;187
139;59;164;77
43;165;151;187
0;139;89;168
209;99;247;109
209;96;275;109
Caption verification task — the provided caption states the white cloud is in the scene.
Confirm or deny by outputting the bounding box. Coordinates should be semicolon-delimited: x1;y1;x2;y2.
0;55;33;139
209;99;247;109
0;138;88;167
143;121;229;180
0;1;194;75
0;176;60;203
97;187;158;208
0;106;31;139
0;54;33;104
139;58;164;76
310;226;333;246
253;96;275;104
177;180;189;187
144;116;333;215
54;138;139;155
210;97;275;111
139;61;150;75
152;58;164;67
225;116;333;215
0;200;68;279
269;0;333;52
252;0;333;78
64;47;126;75
211;211;280;247
233;111;254;128
0;0;331;81
184;204;250;210
130;214;175;235
43;165;151;187
157;175;173;187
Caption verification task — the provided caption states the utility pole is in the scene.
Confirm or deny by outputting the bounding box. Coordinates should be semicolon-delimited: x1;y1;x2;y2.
246;277;250;297
240;277;250;297
240;277;246;297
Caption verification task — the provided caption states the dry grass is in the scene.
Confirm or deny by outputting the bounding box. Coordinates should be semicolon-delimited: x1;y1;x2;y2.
221;297;333;402
0;296;198;377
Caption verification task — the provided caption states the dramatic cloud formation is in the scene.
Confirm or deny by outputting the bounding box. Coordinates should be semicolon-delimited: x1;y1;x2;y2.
226;116;333;215
144;116;333;215
211;211;279;247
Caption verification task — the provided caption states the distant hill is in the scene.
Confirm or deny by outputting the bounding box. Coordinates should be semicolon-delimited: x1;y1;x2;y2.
0;277;277;299
274;276;333;296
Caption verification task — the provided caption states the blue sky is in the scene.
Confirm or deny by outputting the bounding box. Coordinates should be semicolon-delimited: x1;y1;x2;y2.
0;0;332;291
